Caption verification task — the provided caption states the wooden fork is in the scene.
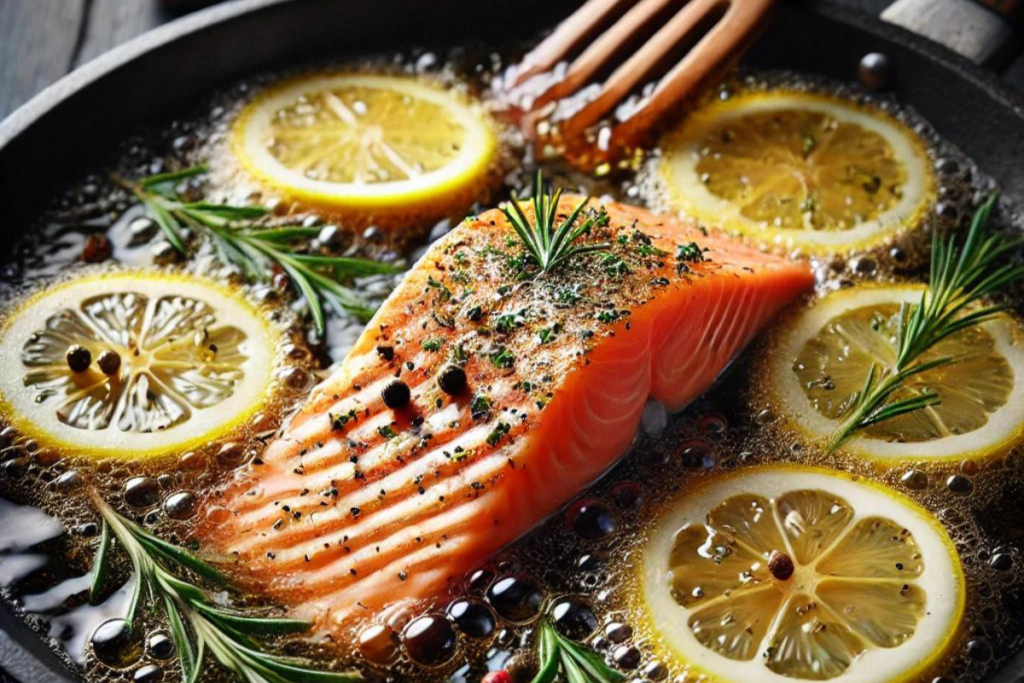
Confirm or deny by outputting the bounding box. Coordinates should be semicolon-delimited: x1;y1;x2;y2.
507;0;777;163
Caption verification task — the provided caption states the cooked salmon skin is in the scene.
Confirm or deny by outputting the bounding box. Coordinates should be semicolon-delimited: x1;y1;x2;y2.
202;197;813;628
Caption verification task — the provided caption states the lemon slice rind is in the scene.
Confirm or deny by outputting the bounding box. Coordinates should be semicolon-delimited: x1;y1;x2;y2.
640;465;964;683
657;91;934;254
767;285;1024;462
231;74;498;216
0;271;279;460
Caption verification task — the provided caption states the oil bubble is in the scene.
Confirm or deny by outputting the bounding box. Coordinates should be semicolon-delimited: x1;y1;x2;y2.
608;482;644;511
549;598;597;640
91;619;142;669
901;469;928;490
946;475;974;495
123;477;160;507
358;623;398;664
133;664;164;682
605;622;633;643
147;633;174;660
566;499;617;540
466;566;495;594
487;574;544;622
403;614;457;666
447;598;497;638
613;644;641;669
164;491;197;520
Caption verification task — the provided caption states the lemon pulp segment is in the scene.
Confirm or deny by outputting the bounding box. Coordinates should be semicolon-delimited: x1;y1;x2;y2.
766;285;1024;461
0;271;280;459
231;74;498;221
657;91;934;254
641;466;964;683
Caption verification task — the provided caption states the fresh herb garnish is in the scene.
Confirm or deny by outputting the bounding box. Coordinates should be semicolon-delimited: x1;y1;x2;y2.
829;195;1024;450
503;171;610;276
123;166;402;335
485;421;511;447
495;311;526;334
599;253;630;278
538;324;561;344
490;348;516;368
676;242;705;263
530;618;624;683
470;394;492;420
422;338;445;352
90;496;361;683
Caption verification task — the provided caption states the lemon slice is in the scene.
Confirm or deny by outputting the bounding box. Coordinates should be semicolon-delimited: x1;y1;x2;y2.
764;284;1024;461
0;271;281;460
656;91;935;255
640;465;964;683
231;73;499;226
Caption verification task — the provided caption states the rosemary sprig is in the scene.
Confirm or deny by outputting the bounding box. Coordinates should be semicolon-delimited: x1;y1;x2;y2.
90;497;362;683
829;195;1024;450
530;619;624;683
503;171;610;276
127;166;403;335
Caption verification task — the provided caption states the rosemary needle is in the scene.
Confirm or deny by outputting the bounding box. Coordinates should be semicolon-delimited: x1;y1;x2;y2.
90;496;363;683
829;195;1024;451
125;166;403;335
530;618;624;683
503;171;610;276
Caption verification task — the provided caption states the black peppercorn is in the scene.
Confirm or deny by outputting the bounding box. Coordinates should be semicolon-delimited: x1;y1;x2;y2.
768;549;795;581
97;350;122;375
66;345;92;373
381;379;411;409
437;364;467;395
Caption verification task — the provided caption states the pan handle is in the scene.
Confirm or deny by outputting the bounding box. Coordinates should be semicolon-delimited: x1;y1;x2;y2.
880;0;1018;64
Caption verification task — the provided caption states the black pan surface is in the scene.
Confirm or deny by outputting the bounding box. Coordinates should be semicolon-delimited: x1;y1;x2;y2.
0;0;1023;680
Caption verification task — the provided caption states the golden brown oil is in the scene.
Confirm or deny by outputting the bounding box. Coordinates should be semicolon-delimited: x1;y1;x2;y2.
0;45;1020;683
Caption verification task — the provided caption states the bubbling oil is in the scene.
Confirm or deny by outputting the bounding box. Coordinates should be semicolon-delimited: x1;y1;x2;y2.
0;41;1020;683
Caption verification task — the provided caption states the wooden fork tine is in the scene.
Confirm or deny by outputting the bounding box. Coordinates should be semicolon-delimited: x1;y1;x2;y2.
513;0;634;87
561;0;729;136
614;0;776;141
532;0;679;110
561;0;776;141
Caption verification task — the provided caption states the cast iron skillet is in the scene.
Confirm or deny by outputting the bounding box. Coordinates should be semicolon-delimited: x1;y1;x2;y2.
1;0;1024;680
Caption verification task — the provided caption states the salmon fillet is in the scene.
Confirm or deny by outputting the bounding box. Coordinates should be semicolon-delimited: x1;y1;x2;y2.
201;197;812;629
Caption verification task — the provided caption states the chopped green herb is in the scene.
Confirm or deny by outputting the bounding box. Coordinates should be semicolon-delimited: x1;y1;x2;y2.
495;312;525;334
676;241;705;263
330;410;359;430
471;395;492;420
555;286;583;305
486;422;511;447
600;253;630;278
422;338;445;352
538;323;562;344
491;348;516;368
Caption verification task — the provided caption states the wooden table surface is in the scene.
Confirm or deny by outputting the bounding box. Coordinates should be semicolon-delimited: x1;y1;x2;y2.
1;0;1024;121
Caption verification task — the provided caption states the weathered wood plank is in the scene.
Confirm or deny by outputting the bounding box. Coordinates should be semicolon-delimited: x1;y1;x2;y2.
75;0;168;67
0;0;87;119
